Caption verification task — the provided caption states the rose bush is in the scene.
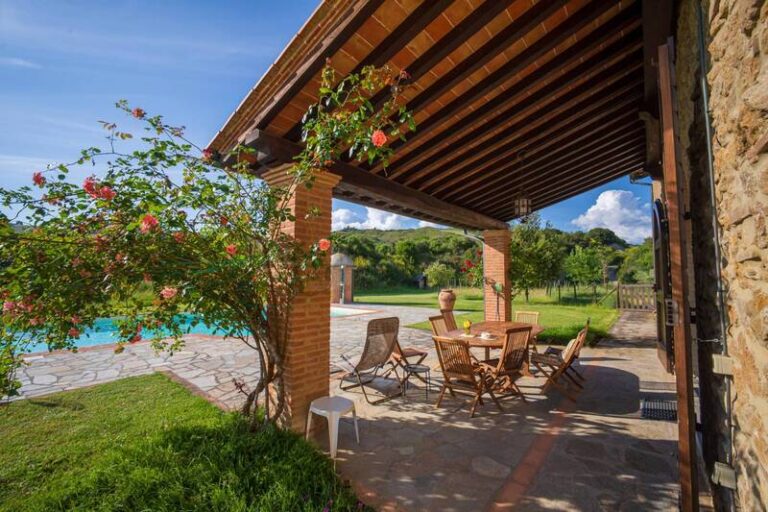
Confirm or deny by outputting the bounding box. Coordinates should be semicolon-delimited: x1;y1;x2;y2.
0;64;414;428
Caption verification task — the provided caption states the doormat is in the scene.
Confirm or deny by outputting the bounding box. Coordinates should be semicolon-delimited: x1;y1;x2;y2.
640;397;678;421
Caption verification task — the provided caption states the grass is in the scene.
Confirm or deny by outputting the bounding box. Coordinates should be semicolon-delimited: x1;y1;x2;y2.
0;374;366;512
356;286;618;345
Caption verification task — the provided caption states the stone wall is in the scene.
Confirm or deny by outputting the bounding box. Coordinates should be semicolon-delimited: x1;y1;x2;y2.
703;0;768;509
673;1;735;509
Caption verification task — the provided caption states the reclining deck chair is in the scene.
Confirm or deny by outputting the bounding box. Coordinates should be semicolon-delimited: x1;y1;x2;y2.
543;319;590;381
530;323;589;401
340;317;401;404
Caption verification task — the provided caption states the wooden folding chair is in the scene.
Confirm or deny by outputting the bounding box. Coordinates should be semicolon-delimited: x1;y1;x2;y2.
514;310;540;351
530;327;588;401
544;319;590;381
391;336;428;384
441;309;458;331
480;326;532;404
428;315;449;336
433;336;502;417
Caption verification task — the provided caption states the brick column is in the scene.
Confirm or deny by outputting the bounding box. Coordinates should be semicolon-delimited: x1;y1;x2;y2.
483;229;511;322
262;167;340;432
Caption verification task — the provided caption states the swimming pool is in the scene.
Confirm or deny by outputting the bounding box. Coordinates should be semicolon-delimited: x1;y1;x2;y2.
24;306;373;353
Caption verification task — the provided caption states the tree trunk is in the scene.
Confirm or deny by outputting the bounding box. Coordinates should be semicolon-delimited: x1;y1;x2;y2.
525;287;529;303
572;282;577;300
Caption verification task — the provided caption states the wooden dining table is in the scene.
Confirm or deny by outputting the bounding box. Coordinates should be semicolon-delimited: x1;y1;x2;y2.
444;320;545;375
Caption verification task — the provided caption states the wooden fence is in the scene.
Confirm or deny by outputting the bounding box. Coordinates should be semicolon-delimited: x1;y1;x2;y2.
617;284;656;311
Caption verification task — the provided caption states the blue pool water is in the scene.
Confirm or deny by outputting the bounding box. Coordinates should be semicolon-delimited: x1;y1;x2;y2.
24;306;370;353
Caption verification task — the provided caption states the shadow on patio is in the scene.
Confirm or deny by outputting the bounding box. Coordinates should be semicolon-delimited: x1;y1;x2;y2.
314;319;679;511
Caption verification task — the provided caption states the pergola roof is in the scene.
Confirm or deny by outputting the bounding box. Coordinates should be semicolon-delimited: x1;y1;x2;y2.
209;0;659;230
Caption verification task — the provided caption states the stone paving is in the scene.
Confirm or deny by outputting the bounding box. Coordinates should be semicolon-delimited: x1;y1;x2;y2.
14;304;442;409
325;311;680;511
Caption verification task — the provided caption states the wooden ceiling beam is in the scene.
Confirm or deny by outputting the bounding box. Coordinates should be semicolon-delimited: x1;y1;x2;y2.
370;0;641;175
251;0;386;132
404;66;643;191
469;129;645;211
641;0;674;117
239;129;508;231
436;102;641;200
286;0;519;142
397;35;644;185
487;149;642;219
525;159;645;213
415;55;644;192
449;117;644;206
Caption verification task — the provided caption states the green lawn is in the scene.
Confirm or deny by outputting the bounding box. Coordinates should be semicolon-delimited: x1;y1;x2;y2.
0;374;365;512
355;286;618;345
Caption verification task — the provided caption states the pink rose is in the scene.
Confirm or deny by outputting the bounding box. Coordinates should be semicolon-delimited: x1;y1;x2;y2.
68;328;80;338
29;317;42;326
225;244;237;256
140;214;159;234
172;232;185;243
2;301;16;313
33;171;46;187
160;287;177;300
201;149;214;162
318;238;331;252
71;315;81;324
132;107;145;119
371;129;387;148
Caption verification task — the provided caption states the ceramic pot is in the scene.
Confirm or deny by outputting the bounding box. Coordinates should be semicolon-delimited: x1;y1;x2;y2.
438;289;457;311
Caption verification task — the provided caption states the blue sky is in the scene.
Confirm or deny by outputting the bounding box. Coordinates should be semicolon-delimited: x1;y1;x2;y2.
0;0;651;243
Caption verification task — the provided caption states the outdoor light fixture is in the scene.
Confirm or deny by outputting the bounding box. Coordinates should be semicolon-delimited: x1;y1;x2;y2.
514;195;531;217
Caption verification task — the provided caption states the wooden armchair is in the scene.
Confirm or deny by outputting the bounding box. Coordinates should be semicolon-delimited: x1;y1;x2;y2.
514;310;540;350
432;336;501;418
480;326;532;404
440;309;458;331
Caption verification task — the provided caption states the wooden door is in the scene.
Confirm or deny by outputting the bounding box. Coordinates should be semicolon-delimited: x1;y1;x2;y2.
658;41;699;511
652;199;675;372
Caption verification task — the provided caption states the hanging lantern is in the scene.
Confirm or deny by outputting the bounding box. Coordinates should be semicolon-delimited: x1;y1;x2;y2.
514;195;531;217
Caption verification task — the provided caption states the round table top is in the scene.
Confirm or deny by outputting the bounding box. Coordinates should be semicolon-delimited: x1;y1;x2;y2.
310;395;355;414
445;321;544;349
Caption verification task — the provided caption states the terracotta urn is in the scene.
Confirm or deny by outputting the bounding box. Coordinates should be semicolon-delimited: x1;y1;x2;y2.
438;289;457;311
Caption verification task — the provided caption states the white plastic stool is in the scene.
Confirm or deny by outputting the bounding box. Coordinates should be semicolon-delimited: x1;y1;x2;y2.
305;396;359;458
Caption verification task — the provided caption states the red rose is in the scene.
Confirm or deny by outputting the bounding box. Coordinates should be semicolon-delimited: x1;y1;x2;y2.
173;232;185;243
318;238;331;251
68;328;80;338
33;171;46;187
83;176;99;198
371;129;387;148
225;244;237;256
99;186;116;201
201;149;214;162
131;107;145;119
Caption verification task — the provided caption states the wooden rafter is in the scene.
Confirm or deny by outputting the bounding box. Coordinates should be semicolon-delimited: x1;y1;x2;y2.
371;2;642;176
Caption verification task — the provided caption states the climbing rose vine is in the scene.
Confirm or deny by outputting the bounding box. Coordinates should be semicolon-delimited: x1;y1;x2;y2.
0;64;414;427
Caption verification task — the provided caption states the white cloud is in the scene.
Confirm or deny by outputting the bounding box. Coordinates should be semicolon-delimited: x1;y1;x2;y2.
571;190;651;244
332;207;410;231
0;57;41;69
418;220;445;229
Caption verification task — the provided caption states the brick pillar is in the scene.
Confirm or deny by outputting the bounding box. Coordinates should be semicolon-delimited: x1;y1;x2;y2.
343;266;354;303
483;229;511;322
262;167;339;432
330;267;341;303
